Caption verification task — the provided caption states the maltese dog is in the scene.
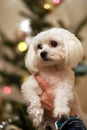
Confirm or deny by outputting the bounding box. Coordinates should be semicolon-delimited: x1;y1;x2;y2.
21;28;87;127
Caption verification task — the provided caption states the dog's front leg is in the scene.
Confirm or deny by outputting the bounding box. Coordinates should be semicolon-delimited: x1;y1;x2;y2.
21;76;43;126
53;84;73;118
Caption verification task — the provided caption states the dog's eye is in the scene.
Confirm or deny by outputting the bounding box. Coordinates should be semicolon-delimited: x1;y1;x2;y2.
37;44;42;49
50;41;57;47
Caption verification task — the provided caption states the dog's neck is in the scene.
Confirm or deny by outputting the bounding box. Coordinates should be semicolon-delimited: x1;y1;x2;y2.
38;63;67;73
54;63;66;71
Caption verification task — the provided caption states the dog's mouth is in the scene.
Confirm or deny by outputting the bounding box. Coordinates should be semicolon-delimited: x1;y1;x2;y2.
42;57;51;61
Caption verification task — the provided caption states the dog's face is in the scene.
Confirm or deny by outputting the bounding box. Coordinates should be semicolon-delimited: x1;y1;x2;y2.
33;31;65;66
25;28;83;73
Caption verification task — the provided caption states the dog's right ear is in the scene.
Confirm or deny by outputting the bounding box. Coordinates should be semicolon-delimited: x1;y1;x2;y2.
25;43;38;73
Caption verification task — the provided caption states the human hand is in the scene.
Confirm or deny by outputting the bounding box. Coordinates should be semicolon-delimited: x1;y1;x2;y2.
35;74;65;123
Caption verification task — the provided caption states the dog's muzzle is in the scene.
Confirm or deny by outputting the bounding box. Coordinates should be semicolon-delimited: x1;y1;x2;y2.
40;51;48;60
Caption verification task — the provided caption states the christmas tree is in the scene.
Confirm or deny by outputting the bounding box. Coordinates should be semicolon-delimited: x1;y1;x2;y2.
0;0;87;129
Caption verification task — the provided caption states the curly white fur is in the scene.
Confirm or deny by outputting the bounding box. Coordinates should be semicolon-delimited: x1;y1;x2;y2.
21;28;87;127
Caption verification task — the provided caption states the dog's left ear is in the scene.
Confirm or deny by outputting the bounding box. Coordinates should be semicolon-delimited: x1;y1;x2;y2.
64;33;83;68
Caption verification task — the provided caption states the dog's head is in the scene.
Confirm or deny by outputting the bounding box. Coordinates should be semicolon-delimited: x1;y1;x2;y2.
25;28;83;73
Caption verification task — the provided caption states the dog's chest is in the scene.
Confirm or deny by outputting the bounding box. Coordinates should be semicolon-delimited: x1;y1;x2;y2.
39;69;65;87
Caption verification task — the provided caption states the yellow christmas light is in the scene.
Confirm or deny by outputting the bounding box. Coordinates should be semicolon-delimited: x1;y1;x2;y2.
18;41;28;52
43;3;51;9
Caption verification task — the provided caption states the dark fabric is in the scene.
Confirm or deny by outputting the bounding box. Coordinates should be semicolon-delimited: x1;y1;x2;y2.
44;116;86;130
57;117;86;130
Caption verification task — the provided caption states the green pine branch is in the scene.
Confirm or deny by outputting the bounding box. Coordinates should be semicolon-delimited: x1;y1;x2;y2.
0;70;22;87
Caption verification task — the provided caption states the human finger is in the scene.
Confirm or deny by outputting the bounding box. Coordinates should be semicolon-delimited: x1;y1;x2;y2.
40;91;54;111
35;74;50;92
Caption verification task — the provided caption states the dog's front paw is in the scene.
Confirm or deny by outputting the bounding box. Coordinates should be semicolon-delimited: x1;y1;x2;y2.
53;106;70;118
27;107;43;126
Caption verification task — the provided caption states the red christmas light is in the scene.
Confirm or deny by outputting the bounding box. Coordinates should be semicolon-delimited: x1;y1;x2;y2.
3;86;11;95
53;0;61;4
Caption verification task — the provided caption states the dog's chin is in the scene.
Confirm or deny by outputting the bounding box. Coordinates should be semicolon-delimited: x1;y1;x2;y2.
38;57;58;68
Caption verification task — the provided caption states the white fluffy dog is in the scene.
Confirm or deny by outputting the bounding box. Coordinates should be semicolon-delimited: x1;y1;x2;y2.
21;28;87;127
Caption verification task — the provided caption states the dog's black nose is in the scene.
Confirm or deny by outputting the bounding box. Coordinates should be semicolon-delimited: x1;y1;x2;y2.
40;51;47;58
